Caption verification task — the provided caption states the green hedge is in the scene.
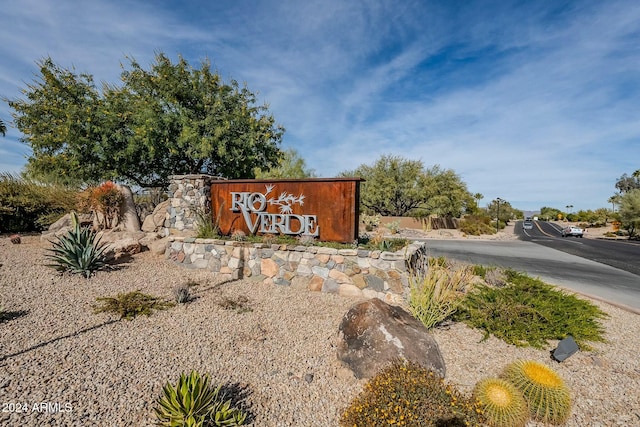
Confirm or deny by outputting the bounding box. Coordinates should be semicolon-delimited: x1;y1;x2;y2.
0;174;78;232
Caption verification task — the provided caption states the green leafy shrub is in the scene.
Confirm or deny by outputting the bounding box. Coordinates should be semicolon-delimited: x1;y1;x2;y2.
155;371;247;427
340;360;485;427
45;212;109;278
460;215;496;236
473;378;528;427
93;291;174;320
409;258;473;330
503;360;572;425
0;173;78;232
455;269;608;349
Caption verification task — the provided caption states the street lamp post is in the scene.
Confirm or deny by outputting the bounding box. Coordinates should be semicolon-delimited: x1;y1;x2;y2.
565;205;573;221
496;198;504;233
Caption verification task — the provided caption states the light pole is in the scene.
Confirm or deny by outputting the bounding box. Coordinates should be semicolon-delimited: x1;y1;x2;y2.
496;198;504;233
565;205;573;221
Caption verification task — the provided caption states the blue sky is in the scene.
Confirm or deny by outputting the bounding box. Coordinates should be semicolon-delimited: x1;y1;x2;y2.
1;0;638;211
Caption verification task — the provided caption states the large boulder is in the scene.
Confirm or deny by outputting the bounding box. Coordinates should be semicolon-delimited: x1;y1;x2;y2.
99;231;145;260
336;298;446;379
141;200;170;232
116;184;141;232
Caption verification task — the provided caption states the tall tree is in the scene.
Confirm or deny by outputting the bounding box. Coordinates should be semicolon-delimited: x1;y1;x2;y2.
341;155;471;217
7;54;284;188
615;171;640;194
254;148;316;179
618;189;640;239
6;58;104;183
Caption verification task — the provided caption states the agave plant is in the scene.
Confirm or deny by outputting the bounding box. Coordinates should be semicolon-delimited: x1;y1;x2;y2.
155;371;246;427
46;212;109;278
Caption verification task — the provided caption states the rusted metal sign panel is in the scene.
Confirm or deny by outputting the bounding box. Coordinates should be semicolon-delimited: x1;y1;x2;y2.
210;178;363;243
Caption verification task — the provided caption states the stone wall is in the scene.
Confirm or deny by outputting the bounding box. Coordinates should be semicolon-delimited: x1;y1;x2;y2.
166;237;428;304
166;174;213;235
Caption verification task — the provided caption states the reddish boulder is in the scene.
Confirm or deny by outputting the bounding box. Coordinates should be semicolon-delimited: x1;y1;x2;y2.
9;234;21;244
337;298;446;379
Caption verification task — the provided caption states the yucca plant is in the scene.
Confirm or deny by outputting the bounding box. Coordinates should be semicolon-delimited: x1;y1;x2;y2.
155;371;246;427
45;212;109;278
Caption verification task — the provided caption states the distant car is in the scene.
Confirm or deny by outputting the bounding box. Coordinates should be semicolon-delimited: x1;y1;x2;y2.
561;226;583;237
523;221;533;230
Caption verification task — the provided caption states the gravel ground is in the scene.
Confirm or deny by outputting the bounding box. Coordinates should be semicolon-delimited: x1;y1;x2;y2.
1;235;639;426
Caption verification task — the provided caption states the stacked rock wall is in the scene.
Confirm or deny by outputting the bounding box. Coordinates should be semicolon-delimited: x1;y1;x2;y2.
166;175;213;234
166;237;428;303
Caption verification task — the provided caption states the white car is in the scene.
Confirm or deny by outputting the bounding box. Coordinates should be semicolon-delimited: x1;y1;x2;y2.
523;221;533;230
561;226;583;238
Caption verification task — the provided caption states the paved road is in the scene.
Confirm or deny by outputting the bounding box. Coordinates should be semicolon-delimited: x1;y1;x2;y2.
418;236;640;312
517;220;640;276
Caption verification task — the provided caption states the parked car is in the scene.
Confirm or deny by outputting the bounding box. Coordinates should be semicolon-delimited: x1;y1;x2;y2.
561;226;583;237
523;220;533;230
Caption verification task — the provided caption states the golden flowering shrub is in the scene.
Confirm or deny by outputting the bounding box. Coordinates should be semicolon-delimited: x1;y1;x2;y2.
340;360;485;427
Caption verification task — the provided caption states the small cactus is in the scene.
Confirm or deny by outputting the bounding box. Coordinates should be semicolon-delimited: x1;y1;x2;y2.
503;360;572;425
473;377;529;427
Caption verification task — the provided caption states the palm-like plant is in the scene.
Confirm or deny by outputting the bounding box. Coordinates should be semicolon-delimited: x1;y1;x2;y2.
46;212;109;278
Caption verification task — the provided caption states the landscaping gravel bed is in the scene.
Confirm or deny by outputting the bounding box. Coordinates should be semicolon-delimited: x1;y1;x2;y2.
1;235;639;426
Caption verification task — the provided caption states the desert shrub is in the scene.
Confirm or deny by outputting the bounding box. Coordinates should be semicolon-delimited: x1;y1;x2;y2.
155;371;247;427
503;360;572;425
460;216;496;236
384;219;401;234
93;291;174;320
231;229;247;241
194;204;220;239
340;360;485;427
219;295;252;314
361;213;381;231
133;187;166;220
0;173;78;232
173;285;192;304
454;269;608;349
473;378;528;427
85;181;124;229
296;233;316;246
471;264;487;278
408;258;473;329
45;212;109;278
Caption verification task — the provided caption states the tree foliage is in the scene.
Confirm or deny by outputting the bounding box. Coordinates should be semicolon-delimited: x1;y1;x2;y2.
7;54;284;188
614;170;640;194
539;206;563;221
618;189;640;239
254;148;316;179
341;154;472;217
486;199;517;224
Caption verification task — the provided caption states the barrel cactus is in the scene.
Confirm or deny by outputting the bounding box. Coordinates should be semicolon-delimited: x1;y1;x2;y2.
503;360;572;425
473;377;529;427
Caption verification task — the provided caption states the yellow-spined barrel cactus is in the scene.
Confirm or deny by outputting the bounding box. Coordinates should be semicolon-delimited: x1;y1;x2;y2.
503;360;572;425
473;377;529;427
